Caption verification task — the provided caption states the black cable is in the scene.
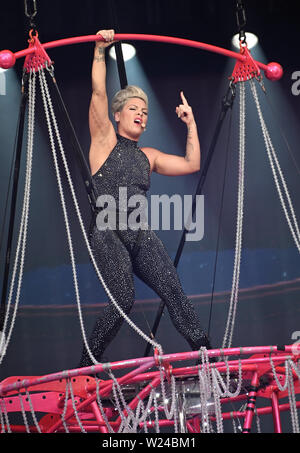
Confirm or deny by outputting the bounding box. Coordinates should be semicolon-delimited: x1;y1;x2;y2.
24;0;38;35
207;90;235;338
0;75;29;330
45;68;97;211
0;95;23;254
235;0;247;44
108;0;128;89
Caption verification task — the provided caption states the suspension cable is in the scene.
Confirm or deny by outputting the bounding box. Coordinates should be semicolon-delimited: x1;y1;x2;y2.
236;0;247;45
24;0;38;35
250;79;300;252
207;83;236;339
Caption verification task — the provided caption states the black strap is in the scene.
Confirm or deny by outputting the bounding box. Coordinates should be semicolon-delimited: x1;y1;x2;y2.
108;0;128;89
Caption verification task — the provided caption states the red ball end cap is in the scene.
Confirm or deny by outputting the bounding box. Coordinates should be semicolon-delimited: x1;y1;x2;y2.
265;62;283;81
0;50;16;69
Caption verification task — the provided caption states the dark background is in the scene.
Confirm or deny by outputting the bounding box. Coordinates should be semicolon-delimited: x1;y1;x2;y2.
0;0;299;433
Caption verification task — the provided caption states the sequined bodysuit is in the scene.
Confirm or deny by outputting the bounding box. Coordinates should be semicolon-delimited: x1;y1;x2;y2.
79;134;210;367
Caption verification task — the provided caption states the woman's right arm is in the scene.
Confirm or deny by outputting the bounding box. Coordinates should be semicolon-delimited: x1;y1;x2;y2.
89;30;116;144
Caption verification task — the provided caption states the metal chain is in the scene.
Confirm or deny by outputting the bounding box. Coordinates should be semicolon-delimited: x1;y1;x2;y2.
158;367;177;421
289;359;300;380
24;0;37;32
0;70;36;366
60;379;70;433
286;362;300;433
0;399;11;433
212;374;224;433
132;390;155;433
18;393;30;433
68;378;86;433
197;348;215;433
109;372;135;432
25;389;42;433
24;0;37;18
250;79;300;252
222;82;246;349
95;377;114;433
255;408;261;433
269;356;289;391
269;356;300;433
231;413;238;433
212;358;243;398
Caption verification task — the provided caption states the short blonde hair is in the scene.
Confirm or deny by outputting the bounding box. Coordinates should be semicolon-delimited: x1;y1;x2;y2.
111;85;148;115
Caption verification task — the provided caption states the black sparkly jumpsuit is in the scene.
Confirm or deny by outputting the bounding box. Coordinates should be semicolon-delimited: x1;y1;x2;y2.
79;134;210;367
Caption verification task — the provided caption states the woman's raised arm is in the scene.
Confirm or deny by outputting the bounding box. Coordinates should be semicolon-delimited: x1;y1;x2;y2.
89;29;116;142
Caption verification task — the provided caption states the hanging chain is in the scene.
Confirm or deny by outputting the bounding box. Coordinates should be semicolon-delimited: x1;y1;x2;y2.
270;357;300;433
24;0;38;34
236;0;247;45
0;71;36;366
250;79;300;252
222;82;246;349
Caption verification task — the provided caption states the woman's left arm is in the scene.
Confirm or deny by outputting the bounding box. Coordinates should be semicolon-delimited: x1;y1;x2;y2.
143;92;201;176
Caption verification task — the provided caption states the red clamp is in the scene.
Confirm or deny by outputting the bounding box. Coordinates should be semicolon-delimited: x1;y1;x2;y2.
230;43;261;83
23;29;52;73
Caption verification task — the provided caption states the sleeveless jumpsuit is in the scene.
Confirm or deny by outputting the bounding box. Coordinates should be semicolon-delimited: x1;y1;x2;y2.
79;134;210;367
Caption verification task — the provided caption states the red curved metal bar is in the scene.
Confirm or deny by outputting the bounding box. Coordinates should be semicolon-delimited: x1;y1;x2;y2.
0;33;283;81
11;33;268;71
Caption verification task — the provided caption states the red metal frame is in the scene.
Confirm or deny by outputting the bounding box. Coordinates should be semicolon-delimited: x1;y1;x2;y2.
0;344;299;433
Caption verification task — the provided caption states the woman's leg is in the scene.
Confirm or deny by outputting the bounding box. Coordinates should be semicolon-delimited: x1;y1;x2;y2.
132;229;211;351
79;227;135;367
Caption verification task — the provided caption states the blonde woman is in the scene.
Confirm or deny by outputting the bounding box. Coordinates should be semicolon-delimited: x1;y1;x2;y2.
79;30;211;367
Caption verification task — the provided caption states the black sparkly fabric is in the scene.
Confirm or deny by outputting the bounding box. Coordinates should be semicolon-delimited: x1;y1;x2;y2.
79;134;210;367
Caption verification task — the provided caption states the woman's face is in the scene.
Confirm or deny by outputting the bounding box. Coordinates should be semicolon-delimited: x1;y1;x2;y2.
115;97;148;139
